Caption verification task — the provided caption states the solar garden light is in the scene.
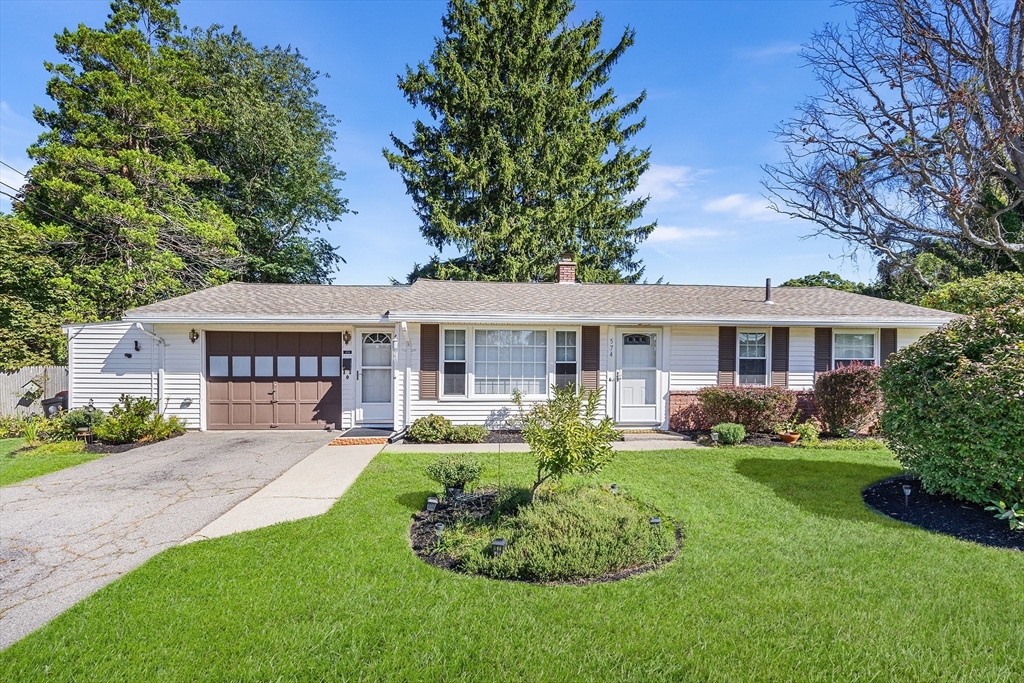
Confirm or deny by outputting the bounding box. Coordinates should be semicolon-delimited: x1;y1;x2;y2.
610;483;619;495
902;483;912;509
650;517;662;528
492;538;507;557
710;432;719;445
848;427;856;438
434;522;445;537
426;496;438;513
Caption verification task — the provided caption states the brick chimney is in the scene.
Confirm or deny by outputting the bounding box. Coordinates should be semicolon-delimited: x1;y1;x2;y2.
557;254;576;283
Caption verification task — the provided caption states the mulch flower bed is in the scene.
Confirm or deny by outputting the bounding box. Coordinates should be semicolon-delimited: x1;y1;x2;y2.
681;430;878;448
85;431;183;454
863;474;1023;552
409;489;683;585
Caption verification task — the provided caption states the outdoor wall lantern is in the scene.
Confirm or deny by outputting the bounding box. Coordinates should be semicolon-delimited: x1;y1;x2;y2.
434;522;445;538
492;538;507;557
610;483;619;495
189;328;199;344
902;483;912;508
426;496;438;512
343;330;352;345
650;517;662;528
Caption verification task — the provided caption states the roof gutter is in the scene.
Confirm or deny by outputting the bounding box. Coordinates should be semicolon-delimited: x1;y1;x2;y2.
122;315;393;325
386;311;955;327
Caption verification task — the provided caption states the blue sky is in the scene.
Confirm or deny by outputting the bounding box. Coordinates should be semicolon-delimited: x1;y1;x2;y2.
0;0;877;286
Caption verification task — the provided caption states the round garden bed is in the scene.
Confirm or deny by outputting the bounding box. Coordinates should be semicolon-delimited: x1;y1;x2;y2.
863;475;1023;552
410;486;682;585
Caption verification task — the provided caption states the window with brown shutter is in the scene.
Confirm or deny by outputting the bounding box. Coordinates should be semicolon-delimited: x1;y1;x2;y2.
718;327;737;386
581;326;600;391
814;327;833;377
419;324;439;400
771;327;789;388
880;328;897;366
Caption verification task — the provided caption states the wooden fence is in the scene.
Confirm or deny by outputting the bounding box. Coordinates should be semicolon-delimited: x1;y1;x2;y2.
0;366;69;417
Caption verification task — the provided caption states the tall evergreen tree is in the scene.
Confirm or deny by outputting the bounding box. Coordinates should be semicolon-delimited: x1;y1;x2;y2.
187;27;349;283
20;0;240;319
385;0;653;283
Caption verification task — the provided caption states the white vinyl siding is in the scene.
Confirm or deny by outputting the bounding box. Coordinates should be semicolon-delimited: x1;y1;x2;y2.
668;326;718;390
155;324;204;428
897;328;933;351
788;327;815;390
67;322;156;413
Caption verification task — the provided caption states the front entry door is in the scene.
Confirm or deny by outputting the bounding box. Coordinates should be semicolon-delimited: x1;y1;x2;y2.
356;331;394;425
616;332;659;424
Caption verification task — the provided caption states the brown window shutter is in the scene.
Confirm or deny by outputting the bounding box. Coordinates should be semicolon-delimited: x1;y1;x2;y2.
771;327;789;388
814;327;832;377
581;326;600;391
419;324;439;400
880;328;897;366
718;326;737;386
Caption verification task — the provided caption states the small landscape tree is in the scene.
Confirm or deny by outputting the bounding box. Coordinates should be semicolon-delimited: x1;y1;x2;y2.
515;385;619;502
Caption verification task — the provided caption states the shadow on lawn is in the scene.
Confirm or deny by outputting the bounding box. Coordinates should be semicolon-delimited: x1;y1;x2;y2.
395;491;434;511
735;458;901;523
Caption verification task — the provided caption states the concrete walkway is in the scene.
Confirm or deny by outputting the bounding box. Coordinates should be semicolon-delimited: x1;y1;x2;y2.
184;443;383;543
0;431;334;650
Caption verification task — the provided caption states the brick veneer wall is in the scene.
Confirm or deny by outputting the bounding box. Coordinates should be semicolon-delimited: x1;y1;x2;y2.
669;390;818;432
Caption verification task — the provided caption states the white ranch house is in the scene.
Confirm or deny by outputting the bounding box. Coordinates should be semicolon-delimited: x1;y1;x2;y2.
64;259;954;433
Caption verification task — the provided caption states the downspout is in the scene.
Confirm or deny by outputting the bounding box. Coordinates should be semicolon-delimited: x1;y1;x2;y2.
134;323;166;414
401;321;411;430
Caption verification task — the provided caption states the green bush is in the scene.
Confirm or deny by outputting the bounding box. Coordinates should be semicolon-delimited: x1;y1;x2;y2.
919;272;1024;314
880;303;1024;505
92;395;185;445
815;364;883;436
437;486;676;582
697;386;797;433
798;437;887;451
425;455;482;491
793;420;820;445
407;414;453;443
447;424;489;443
515;385;619;501
711;422;746;445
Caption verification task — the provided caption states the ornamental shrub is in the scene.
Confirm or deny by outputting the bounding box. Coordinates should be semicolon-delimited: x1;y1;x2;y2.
814;364;883;436
91;395;184;445
697;386;797;433
425;455;482;491
447;424;489;443
407;414;453;443
711;422;746;445
880;302;1024;505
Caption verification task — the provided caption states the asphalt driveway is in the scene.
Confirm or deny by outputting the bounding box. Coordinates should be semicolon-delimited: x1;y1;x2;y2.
0;430;335;650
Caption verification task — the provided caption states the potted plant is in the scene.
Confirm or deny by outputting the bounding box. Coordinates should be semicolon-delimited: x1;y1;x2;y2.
775;419;801;444
425;455;482;498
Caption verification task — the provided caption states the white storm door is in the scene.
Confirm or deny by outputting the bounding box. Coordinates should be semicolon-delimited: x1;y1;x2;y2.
356;331;394;424
616;332;659;424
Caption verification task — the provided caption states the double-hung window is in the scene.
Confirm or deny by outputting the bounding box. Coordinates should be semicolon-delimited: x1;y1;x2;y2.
473;329;547;395
738;332;768;385
834;333;875;367
555;331;578;388
443;329;467;396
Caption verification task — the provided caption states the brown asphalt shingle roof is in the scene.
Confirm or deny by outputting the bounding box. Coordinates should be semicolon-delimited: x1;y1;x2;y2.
124;279;954;324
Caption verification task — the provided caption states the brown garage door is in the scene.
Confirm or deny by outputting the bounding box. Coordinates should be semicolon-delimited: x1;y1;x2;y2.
207;332;342;429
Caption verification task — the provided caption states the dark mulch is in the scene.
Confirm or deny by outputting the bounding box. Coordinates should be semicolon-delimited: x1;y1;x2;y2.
863;474;1023;552
409;489;683;585
85;432;183;454
482;430;526;444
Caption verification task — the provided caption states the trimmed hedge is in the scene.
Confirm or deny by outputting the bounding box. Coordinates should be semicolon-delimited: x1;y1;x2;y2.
880;303;1024;505
696;386;797;433
815;364;882;436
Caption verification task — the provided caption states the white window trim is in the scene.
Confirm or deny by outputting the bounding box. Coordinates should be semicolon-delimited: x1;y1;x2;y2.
736;328;771;387
832;328;880;368
436;325;581;401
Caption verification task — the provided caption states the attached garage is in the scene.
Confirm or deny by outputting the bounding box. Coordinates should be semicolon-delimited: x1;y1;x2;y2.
206;331;342;429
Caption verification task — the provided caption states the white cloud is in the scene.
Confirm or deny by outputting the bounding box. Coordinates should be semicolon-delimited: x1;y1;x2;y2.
702;193;779;222
740;42;803;60
635;164;700;202
646;226;722;244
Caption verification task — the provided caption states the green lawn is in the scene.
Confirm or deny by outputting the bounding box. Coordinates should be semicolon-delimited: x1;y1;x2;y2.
1;446;1021;682
0;438;101;487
